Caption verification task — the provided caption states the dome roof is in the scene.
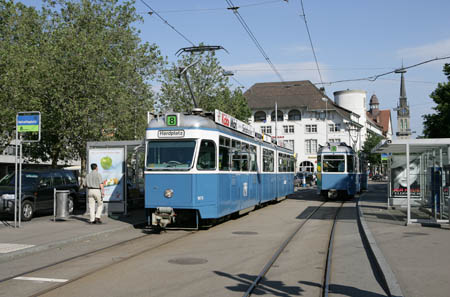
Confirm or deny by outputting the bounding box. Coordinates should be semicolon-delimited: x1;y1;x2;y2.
370;94;379;105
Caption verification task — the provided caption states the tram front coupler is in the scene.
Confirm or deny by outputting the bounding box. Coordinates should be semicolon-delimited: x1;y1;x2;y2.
152;207;176;229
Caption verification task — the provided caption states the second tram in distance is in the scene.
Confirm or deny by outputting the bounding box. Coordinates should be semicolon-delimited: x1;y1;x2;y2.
144;109;295;229
316;142;364;199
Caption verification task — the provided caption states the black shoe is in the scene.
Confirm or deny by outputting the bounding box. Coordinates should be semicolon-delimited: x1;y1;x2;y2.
89;220;96;224
95;218;103;224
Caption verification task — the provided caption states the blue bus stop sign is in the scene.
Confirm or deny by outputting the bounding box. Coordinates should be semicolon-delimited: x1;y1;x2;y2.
16;112;41;142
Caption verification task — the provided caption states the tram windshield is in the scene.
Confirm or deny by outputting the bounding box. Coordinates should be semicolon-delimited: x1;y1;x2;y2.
322;155;346;173
146;140;196;170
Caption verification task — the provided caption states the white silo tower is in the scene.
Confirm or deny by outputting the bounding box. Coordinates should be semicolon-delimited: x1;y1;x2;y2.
333;90;367;150
333;90;366;119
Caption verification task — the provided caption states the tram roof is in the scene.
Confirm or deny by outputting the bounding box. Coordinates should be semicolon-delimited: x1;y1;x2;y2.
318;142;355;154
372;138;450;154
147;111;294;153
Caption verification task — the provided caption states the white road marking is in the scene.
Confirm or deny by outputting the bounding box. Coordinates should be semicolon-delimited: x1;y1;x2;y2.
0;243;35;253
14;277;68;283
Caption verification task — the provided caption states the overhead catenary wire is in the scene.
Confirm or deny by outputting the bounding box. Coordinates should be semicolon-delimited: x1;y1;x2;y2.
139;0;283;14
140;0;196;46
225;0;285;82
316;55;450;85
298;0;324;85
140;0;246;90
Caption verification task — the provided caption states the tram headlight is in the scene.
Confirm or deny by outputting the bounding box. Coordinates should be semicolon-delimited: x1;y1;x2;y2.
164;189;174;198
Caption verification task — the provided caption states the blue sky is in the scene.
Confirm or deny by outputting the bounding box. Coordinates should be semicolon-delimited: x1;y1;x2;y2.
22;0;450;136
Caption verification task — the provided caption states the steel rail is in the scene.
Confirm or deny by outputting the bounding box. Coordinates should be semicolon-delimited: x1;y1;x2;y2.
323;201;344;297
243;201;327;297
0;228;192;284
26;231;195;297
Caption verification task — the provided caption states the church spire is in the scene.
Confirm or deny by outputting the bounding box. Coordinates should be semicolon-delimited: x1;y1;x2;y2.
400;72;406;101
394;67;411;139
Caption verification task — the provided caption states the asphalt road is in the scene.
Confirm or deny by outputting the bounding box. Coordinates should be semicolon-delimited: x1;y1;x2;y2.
0;189;387;297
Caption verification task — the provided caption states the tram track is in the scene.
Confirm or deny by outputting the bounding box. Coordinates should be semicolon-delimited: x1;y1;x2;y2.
0;229;195;297
243;200;344;297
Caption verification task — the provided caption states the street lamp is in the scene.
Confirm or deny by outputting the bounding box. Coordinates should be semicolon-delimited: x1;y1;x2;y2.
321;97;328;144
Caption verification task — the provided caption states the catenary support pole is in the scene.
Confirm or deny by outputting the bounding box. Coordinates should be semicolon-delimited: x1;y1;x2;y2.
406;143;411;225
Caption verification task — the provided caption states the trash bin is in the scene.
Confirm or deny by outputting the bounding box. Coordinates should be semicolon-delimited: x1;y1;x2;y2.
54;190;70;220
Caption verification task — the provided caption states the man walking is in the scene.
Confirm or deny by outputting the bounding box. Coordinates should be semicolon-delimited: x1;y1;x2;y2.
85;163;105;224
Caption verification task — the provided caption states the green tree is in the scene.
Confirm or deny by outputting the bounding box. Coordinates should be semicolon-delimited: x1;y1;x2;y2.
362;132;383;167
423;63;450;138
157;50;251;121
1;0;164;173
0;1;44;146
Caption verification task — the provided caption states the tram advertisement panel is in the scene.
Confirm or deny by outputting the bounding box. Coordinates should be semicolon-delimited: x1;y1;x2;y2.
390;155;421;197
88;148;125;202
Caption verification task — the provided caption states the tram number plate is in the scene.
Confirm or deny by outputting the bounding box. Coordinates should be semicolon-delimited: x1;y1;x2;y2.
166;115;178;126
158;130;185;138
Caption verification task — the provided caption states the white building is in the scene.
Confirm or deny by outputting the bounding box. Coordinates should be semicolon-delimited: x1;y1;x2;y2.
244;81;390;172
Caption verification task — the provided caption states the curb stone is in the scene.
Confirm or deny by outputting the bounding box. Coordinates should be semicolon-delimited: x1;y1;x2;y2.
357;195;404;297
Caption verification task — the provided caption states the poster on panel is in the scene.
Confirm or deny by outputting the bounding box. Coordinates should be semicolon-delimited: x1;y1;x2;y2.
390;155;421;197
88;148;124;202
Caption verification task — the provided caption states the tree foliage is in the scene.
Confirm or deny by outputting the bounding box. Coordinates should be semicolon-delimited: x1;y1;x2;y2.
362;132;383;166
157;50;251;121
0;0;163;170
422;63;450;138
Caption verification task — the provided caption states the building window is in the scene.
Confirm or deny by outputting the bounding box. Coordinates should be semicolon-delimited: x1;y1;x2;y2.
270;110;284;122
283;140;294;150
254;111;266;122
305;124;317;133
288;109;301;121
305;139;317;154
283;125;294;134
329;138;341;143
329;123;340;132
261;126;272;135
299;160;314;172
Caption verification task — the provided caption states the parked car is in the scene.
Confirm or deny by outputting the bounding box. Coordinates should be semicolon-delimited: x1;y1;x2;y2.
295;172;315;187
0;169;80;221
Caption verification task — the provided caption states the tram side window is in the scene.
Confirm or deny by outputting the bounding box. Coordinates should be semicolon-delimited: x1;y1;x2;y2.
323;155;345;173
250;145;257;172
219;136;230;171
263;149;274;172
347;155;354;173
289;157;294;172
241;153;249;171
278;153;284;172
232;151;241;171
197;140;216;170
278;153;289;172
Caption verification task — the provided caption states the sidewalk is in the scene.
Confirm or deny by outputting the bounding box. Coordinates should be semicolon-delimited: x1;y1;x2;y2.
0;209;147;263
359;182;450;297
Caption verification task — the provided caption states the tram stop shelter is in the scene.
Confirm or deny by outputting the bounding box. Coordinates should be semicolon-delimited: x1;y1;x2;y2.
86;140;145;216
372;138;450;225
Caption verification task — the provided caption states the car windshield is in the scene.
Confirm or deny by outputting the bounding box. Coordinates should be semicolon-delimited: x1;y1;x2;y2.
0;172;40;186
146;140;196;170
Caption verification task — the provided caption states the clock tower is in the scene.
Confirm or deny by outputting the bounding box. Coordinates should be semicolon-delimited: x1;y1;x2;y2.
395;69;411;139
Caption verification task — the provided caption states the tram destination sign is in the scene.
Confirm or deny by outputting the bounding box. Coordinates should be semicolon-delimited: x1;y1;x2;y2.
215;110;255;137
158;130;185;138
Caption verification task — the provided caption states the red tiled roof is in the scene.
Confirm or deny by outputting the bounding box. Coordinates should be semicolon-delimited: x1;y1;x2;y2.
367;109;391;135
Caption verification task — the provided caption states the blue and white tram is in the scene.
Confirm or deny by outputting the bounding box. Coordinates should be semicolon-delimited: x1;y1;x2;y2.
317;142;361;199
144;109;295;229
